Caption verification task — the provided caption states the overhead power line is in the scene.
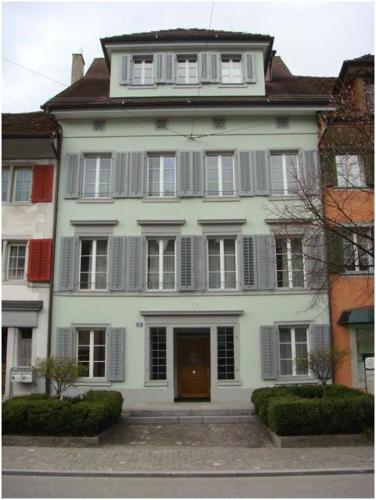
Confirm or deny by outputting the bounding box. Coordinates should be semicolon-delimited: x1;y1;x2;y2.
3;57;68;87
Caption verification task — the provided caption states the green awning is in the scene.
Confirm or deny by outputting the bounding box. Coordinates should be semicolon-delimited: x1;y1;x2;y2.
338;307;374;325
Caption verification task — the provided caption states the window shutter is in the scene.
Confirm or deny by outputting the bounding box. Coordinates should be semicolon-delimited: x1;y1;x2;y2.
322;151;338;186
109;236;127;291
59;237;78;291
56;327;75;359
165;53;175;83
238;151;254;196
178;236;194;291
243;53;256;83
260;325;279;380
27;239;52;282
126;236;144;291
177;151;203;197
65;154;81;199
256;235;275;289
31;165;53;202
253;151;271;195
120;55;131;85
327;230;345;274
305;230;326;289
300;150;320;194
363;152;374;187
128;152;146;197
107;327;125;382
242;235;257;289
193;235;207;290
200;53;210;83
112;153;128;197
154;53;165;83
310;324;330;353
209;53;220;83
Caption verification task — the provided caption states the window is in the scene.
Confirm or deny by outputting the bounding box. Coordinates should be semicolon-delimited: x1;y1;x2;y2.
147;155;176;197
335;155;365;188
221;56;242;84
271;153;299;195
365;81;374;112
206;154;235;196
217;326;235;380
176;56;198;84
279;326;308;376
344;227;374;272
208;238;237;290
150;327;167;380
14;168;32;202
7;243;27;280
2;168;9;202
82;156;111;198
133;56;153;85
79;239;108;290
18;328;32;367
276;237;305;288
147;239;175;290
77;329;106;378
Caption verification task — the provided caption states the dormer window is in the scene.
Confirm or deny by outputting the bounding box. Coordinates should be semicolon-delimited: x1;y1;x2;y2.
221;56;242;84
133;56;153;85
176;56;198;84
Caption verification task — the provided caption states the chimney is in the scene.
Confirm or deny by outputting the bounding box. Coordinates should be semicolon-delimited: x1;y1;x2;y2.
71;52;85;84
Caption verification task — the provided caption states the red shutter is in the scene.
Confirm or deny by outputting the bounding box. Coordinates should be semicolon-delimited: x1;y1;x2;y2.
31;165;54;202
27;239;53;282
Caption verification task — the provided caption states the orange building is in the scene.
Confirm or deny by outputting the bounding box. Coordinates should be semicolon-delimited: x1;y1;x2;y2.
319;55;374;391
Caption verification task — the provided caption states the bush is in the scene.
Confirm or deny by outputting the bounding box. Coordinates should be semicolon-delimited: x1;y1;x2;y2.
252;385;374;436
2;390;123;436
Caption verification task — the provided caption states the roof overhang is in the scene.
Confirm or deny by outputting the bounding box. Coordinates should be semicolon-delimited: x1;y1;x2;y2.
338;307;374;325
2;136;59;160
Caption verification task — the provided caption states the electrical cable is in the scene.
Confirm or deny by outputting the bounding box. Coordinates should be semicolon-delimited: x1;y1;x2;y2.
3;57;68;87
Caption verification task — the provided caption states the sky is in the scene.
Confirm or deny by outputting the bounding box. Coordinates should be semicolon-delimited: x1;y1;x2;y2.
2;0;374;113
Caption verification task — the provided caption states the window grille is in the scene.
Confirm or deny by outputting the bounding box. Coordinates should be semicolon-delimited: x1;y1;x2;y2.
217;326;235;380
150;327;167;380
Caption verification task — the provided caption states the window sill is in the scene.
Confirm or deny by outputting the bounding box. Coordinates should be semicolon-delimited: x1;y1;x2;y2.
4;280;27;285
202;197;240;203
276;376;316;385
74;379;112;387
172;84;201;89
332;186;370;191
276;286;307;291
342;271;374;276
217;379;242;386
127;85;157;89
143;198;181;203
77;199;114;204
3;202;32;206
144;380;168;387
218;83;248;88
269;195;300;201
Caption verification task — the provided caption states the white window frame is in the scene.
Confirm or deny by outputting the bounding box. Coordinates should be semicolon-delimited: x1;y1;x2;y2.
176;56;198;84
17;328;33;367
147;155;176;198
279;326;310;377
221;56;242;84
79;238;108;291
207;237;238;291
6;241;28;281
77;329;106;379
132;57;153;85
206;154;235;197
82;156;111;199
146;238;176;291
276;153;300;195
346;229;374;273
275;237;305;288
335;155;365;188
2;167;10;202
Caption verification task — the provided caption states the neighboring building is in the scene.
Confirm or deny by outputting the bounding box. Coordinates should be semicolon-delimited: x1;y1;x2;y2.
2;112;60;397
318;54;374;392
43;29;334;406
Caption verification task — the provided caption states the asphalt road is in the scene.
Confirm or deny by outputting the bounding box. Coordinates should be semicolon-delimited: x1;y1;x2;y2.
2;473;374;498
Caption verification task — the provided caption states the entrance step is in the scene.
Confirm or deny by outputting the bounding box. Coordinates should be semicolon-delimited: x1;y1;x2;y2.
123;407;254;424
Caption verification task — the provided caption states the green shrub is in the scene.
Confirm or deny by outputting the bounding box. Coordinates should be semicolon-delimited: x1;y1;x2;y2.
2;390;123;437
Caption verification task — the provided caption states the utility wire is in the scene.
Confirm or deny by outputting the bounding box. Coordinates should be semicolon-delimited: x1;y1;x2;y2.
3;57;68;87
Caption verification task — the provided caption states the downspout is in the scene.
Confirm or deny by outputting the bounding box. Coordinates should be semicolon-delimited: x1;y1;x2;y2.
46;118;63;394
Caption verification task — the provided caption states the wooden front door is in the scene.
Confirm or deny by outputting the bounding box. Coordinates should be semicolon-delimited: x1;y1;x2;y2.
178;335;210;399
2;328;8;395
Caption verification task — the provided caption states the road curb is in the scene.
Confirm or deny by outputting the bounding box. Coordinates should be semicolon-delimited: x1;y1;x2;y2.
2;467;374;478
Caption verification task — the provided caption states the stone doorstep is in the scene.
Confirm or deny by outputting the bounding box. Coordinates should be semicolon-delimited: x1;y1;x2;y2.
123;415;257;424
126;408;254;417
267;429;373;448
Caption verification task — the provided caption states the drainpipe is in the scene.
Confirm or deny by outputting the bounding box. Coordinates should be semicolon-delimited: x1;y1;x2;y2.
45;119;63;394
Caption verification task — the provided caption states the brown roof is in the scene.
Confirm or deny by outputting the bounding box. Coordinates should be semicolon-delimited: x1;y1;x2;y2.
42;56;335;110
272;56;292;78
2;111;59;138
335;53;374;92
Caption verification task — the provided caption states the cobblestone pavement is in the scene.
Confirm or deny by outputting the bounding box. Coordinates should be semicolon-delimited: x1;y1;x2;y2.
3;445;374;474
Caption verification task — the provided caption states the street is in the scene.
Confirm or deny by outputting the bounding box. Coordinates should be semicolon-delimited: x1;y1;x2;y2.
2;473;374;498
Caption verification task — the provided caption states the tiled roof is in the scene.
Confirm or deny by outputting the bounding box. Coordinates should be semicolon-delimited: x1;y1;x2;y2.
2;111;59;137
345;54;374;65
42;56;336;110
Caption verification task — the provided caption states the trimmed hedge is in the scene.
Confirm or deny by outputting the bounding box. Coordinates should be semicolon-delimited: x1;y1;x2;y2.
252;385;374;436
2;391;123;437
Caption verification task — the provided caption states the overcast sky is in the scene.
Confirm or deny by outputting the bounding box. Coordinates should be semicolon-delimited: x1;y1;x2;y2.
2;0;374;113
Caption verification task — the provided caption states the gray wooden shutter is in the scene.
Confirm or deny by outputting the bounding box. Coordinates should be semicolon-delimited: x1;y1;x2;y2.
200;53;209;82
154;53;165;83
243;53;256;83
193;235;207;290
260;325;279;380
107;327;125;382
65;154;81;199
209;53;220;82
305;230;326;289
238;151;254;196
109;236;127;291
112;153;128;197
120;55;131;85
253;151;271;195
177;151;203;197
59;237;78;291
256;235;275;289
128;152;146;198
178;236;194;291
310;324;330;353
242;235;257;290
126;236;144;291
56;327;75;359
300;150;320;195
165;53;175;83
